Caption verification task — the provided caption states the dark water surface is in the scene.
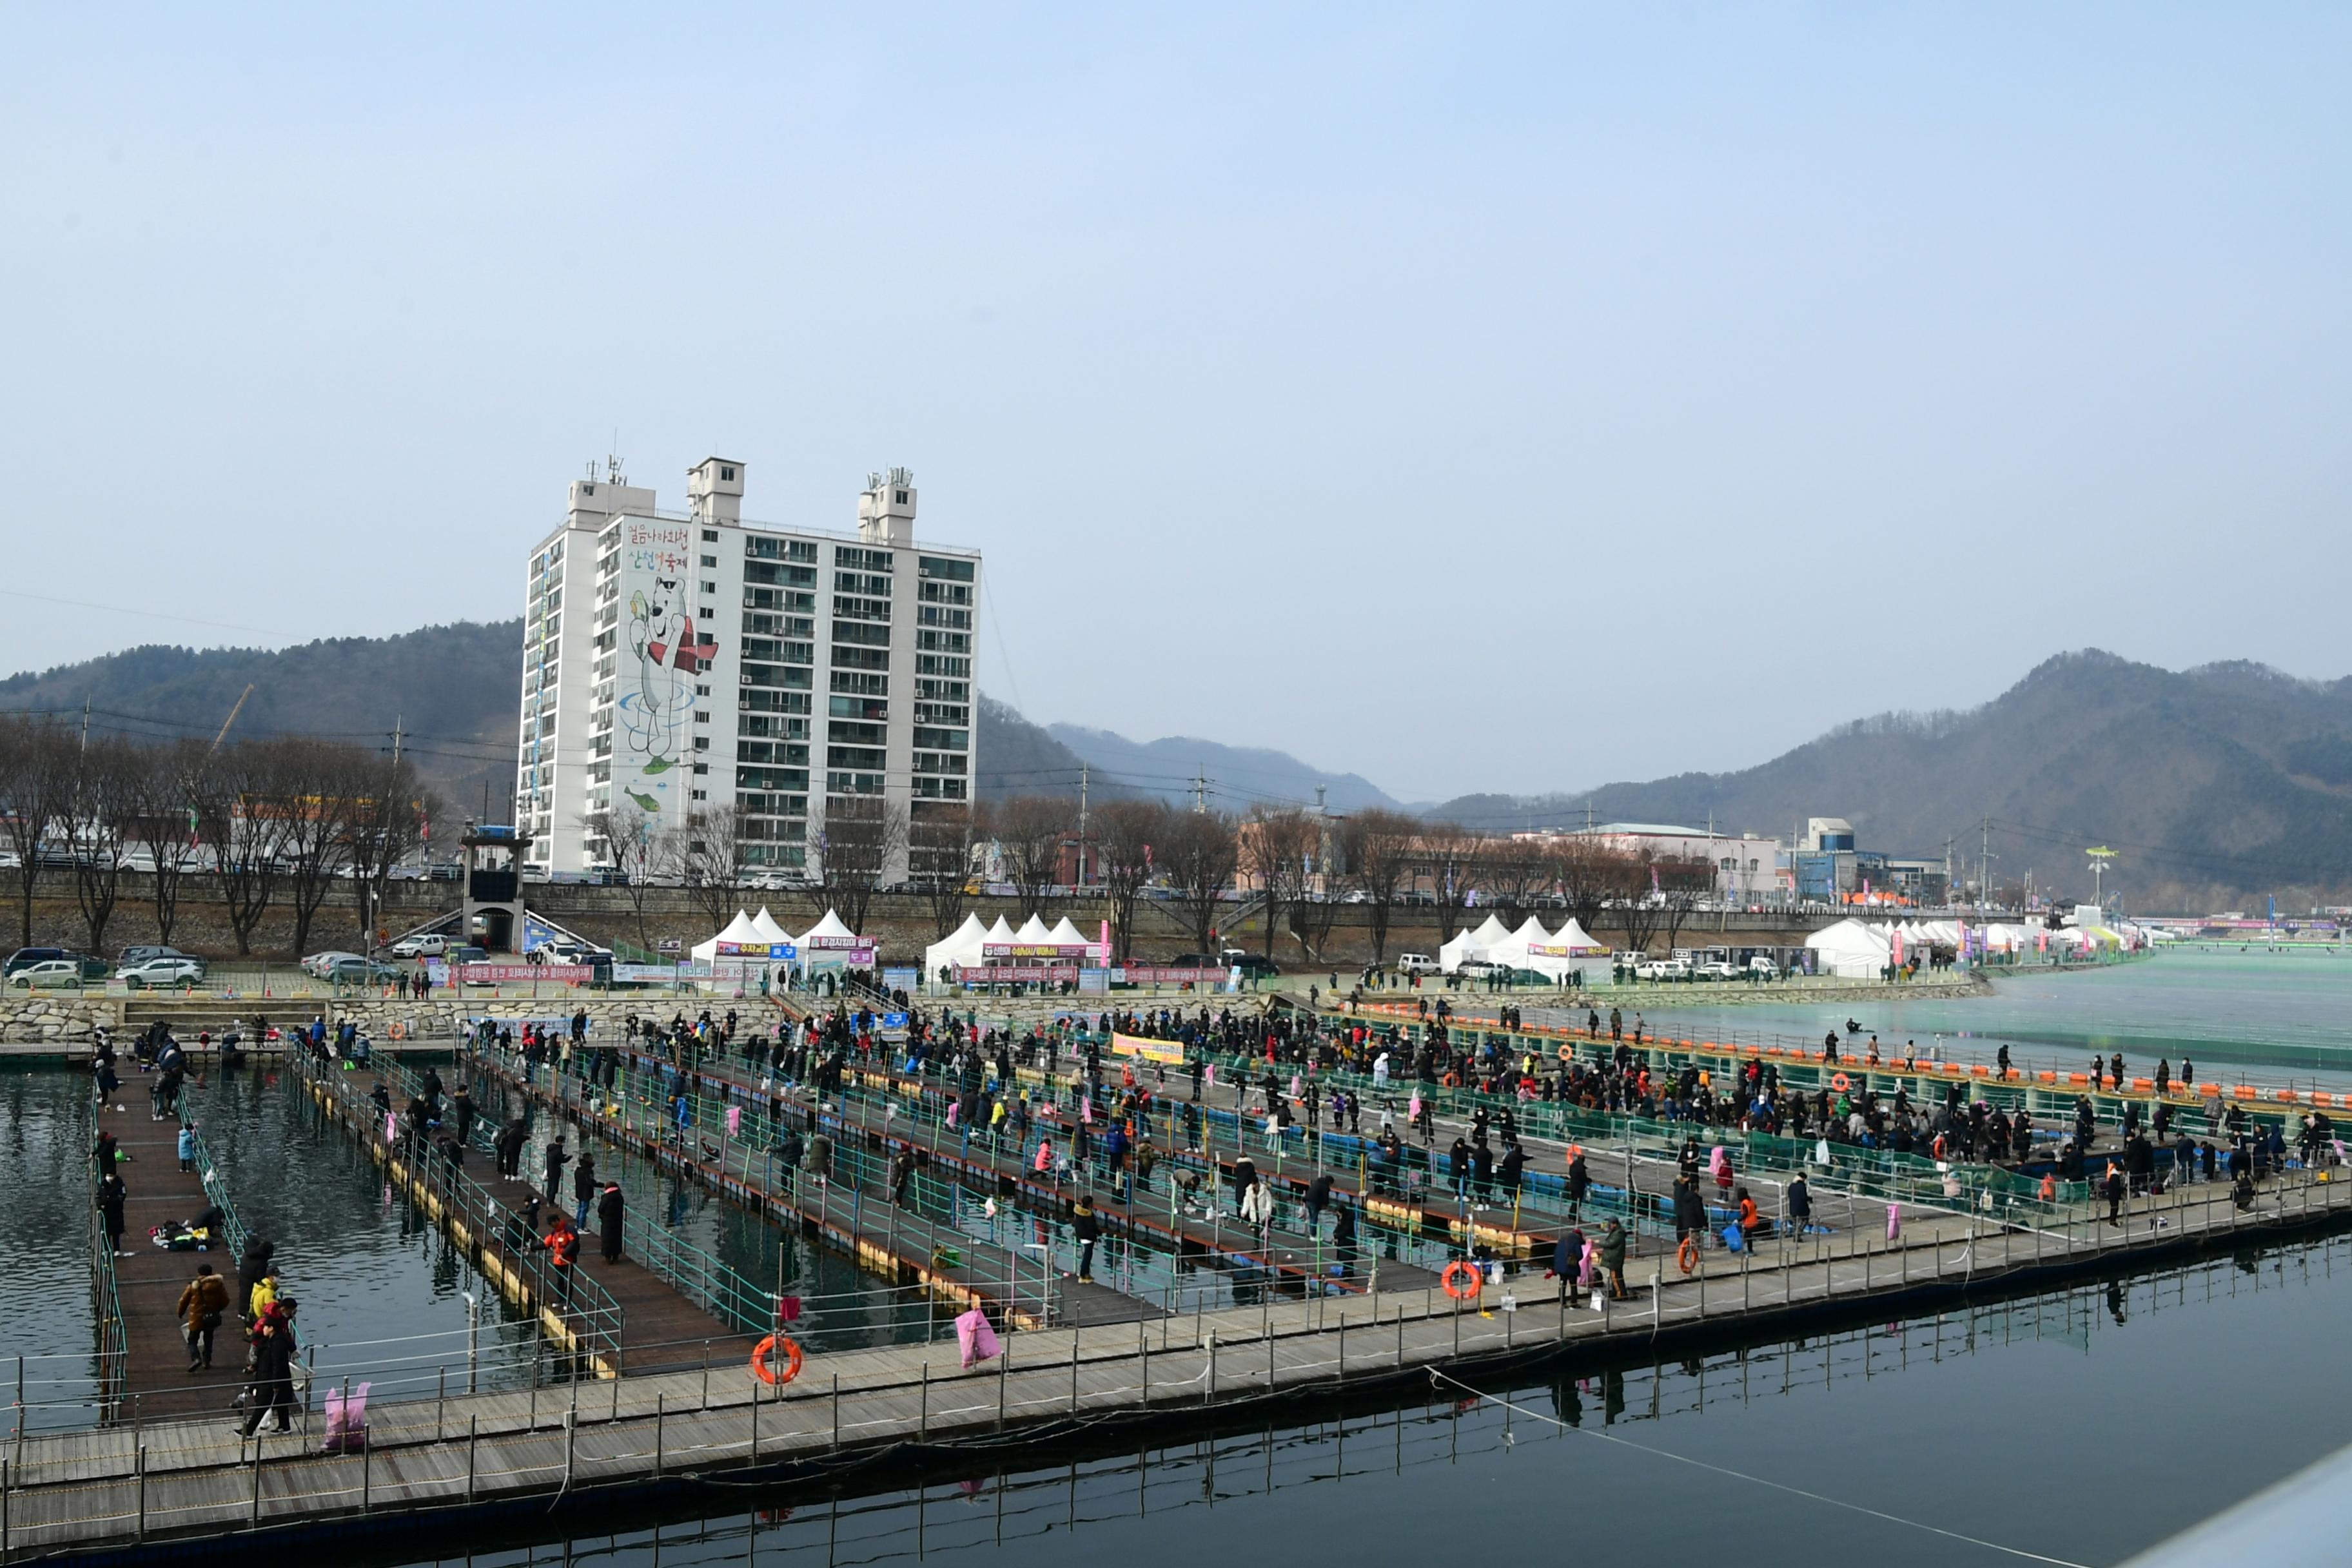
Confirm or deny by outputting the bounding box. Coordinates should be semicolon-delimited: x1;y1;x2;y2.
367;1235;2352;1568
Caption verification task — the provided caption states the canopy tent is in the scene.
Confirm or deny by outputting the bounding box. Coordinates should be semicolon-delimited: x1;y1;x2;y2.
750;908;794;945
1012;915;1055;944
1046;917;1095;952
924;913;988;979
1484;915;1590;982
691;910;760;964
794;908;874;970
1439;914;1515;972
1806;917;1893;979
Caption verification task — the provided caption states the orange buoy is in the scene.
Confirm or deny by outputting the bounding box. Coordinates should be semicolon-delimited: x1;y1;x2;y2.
750;1334;805;1386
1441;1261;1483;1300
1677;1235;1700;1274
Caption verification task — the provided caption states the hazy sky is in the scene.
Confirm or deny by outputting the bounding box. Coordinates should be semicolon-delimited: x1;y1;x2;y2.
5;6;2346;802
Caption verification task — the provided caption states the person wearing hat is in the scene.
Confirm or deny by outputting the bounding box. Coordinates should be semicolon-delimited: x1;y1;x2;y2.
1072;1195;1101;1282
1785;1171;1812;1239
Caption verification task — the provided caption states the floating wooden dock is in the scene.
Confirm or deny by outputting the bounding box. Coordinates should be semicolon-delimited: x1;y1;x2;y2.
11;1160;2351;1563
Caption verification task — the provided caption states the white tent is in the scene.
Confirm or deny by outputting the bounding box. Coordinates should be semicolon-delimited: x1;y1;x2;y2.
794;908;873;970
981;916;1016;947
750;907;794;945
1046;916;1093;952
924;914;988;980
798;908;859;946
691;910;758;964
1806;917;1893;979
1484;916;1554;977
1012;914;1055;944
1440;914;1514;972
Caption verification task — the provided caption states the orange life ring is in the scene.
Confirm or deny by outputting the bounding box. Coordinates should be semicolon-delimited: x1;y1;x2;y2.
1556;1044;1574;1061
1678;1235;1700;1274
1442;1073;1460;1088
1829;1072;1849;1092
387;1021;408;1041
750;1334;804;1386
1440;1261;1483;1300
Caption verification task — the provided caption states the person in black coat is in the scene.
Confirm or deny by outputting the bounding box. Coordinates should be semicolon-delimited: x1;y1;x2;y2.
596;1182;625;1262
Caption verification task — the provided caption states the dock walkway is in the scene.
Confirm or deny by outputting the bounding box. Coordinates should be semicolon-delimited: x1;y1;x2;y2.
93;1075;249;1425
296;1054;755;1378
9;1161;2349;1562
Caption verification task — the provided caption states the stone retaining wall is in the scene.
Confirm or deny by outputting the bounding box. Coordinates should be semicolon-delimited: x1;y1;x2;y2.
0;995;119;1043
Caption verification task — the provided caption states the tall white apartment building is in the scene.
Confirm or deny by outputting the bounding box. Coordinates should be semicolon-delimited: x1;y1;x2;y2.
515;458;980;880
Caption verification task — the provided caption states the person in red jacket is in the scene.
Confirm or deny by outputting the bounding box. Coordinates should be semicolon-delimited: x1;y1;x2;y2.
539;1213;580;1302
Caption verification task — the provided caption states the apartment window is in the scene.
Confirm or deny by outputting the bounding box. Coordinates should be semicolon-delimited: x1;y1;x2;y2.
691;789;708;801
720;466;735;481
832;622;890;648
832;645;890;672
700;554;717;568
830;670;888;696
829;696;888;721
693;737;710;750
913;726;968;750
916;654;970;678
834;546;893;573
701;529;718;542
694;712;710;724
917;556;975;583
701;582;716;596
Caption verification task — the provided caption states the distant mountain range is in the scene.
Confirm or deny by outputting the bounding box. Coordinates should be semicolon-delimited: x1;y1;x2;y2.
1421;651;2352;910
10;631;2351;908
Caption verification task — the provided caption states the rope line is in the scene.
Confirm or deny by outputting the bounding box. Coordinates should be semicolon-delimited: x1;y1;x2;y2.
1428;1369;2090;1567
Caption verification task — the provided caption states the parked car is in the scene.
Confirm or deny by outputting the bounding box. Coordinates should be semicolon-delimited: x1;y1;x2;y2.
117;956;207;989
1748;956;1781;979
6;946;74;977
1694;960;1741;981
1453;959;1513;981
300;950;364;979
1635;957;1691;981
389;932;448;959
1394;953;1441;977
1222;950;1282;979
117;945;193;968
11;958;86;989
325;957;400;985
451;945;489;965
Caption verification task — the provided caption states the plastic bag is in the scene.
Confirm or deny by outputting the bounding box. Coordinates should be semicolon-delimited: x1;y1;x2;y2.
956;1308;1002;1369
322;1381;371;1453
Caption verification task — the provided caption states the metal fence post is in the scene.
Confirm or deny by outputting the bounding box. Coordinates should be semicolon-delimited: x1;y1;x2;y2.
134;1444;146;1541
654;1396;665;1477
831;1374;841;1450
467;1415;478;1502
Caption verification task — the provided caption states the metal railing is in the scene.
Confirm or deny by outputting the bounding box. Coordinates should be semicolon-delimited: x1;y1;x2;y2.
286;1050;628;1367
368;1055;778;1339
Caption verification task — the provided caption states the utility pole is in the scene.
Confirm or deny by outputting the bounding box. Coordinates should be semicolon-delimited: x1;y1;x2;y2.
1193;770;1207;814
80;698;90;754
1979;816;1992;913
391;715;404;765
1076;763;1089;889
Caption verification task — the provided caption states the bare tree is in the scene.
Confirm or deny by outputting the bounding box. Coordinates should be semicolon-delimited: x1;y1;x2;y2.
1550;837;1621;941
996;794;1075;920
1340;808;1416;964
1161;808;1239;957
124;740;208;948
0;714;68;948
678;804;749;930
345;752;436;953
1654;850;1716;952
1476;838;1551;928
1422;823;1482;943
191;742;301;957
274;739;368;958
1092;798;1165;963
1612;850;1665;959
910;799;986;938
60;738;139;955
814;794;905;935
582;802;671;950
1242;806;1317;963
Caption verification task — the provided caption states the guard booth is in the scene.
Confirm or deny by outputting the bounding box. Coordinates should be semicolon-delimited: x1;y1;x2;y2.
462;822;532;953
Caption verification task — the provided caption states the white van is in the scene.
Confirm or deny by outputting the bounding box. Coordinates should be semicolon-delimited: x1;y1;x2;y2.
389;932;447;959
1395;953;1440;977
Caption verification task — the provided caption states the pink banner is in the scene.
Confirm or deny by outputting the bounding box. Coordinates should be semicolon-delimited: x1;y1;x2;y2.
957;965;1080;984
455;963;594;984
